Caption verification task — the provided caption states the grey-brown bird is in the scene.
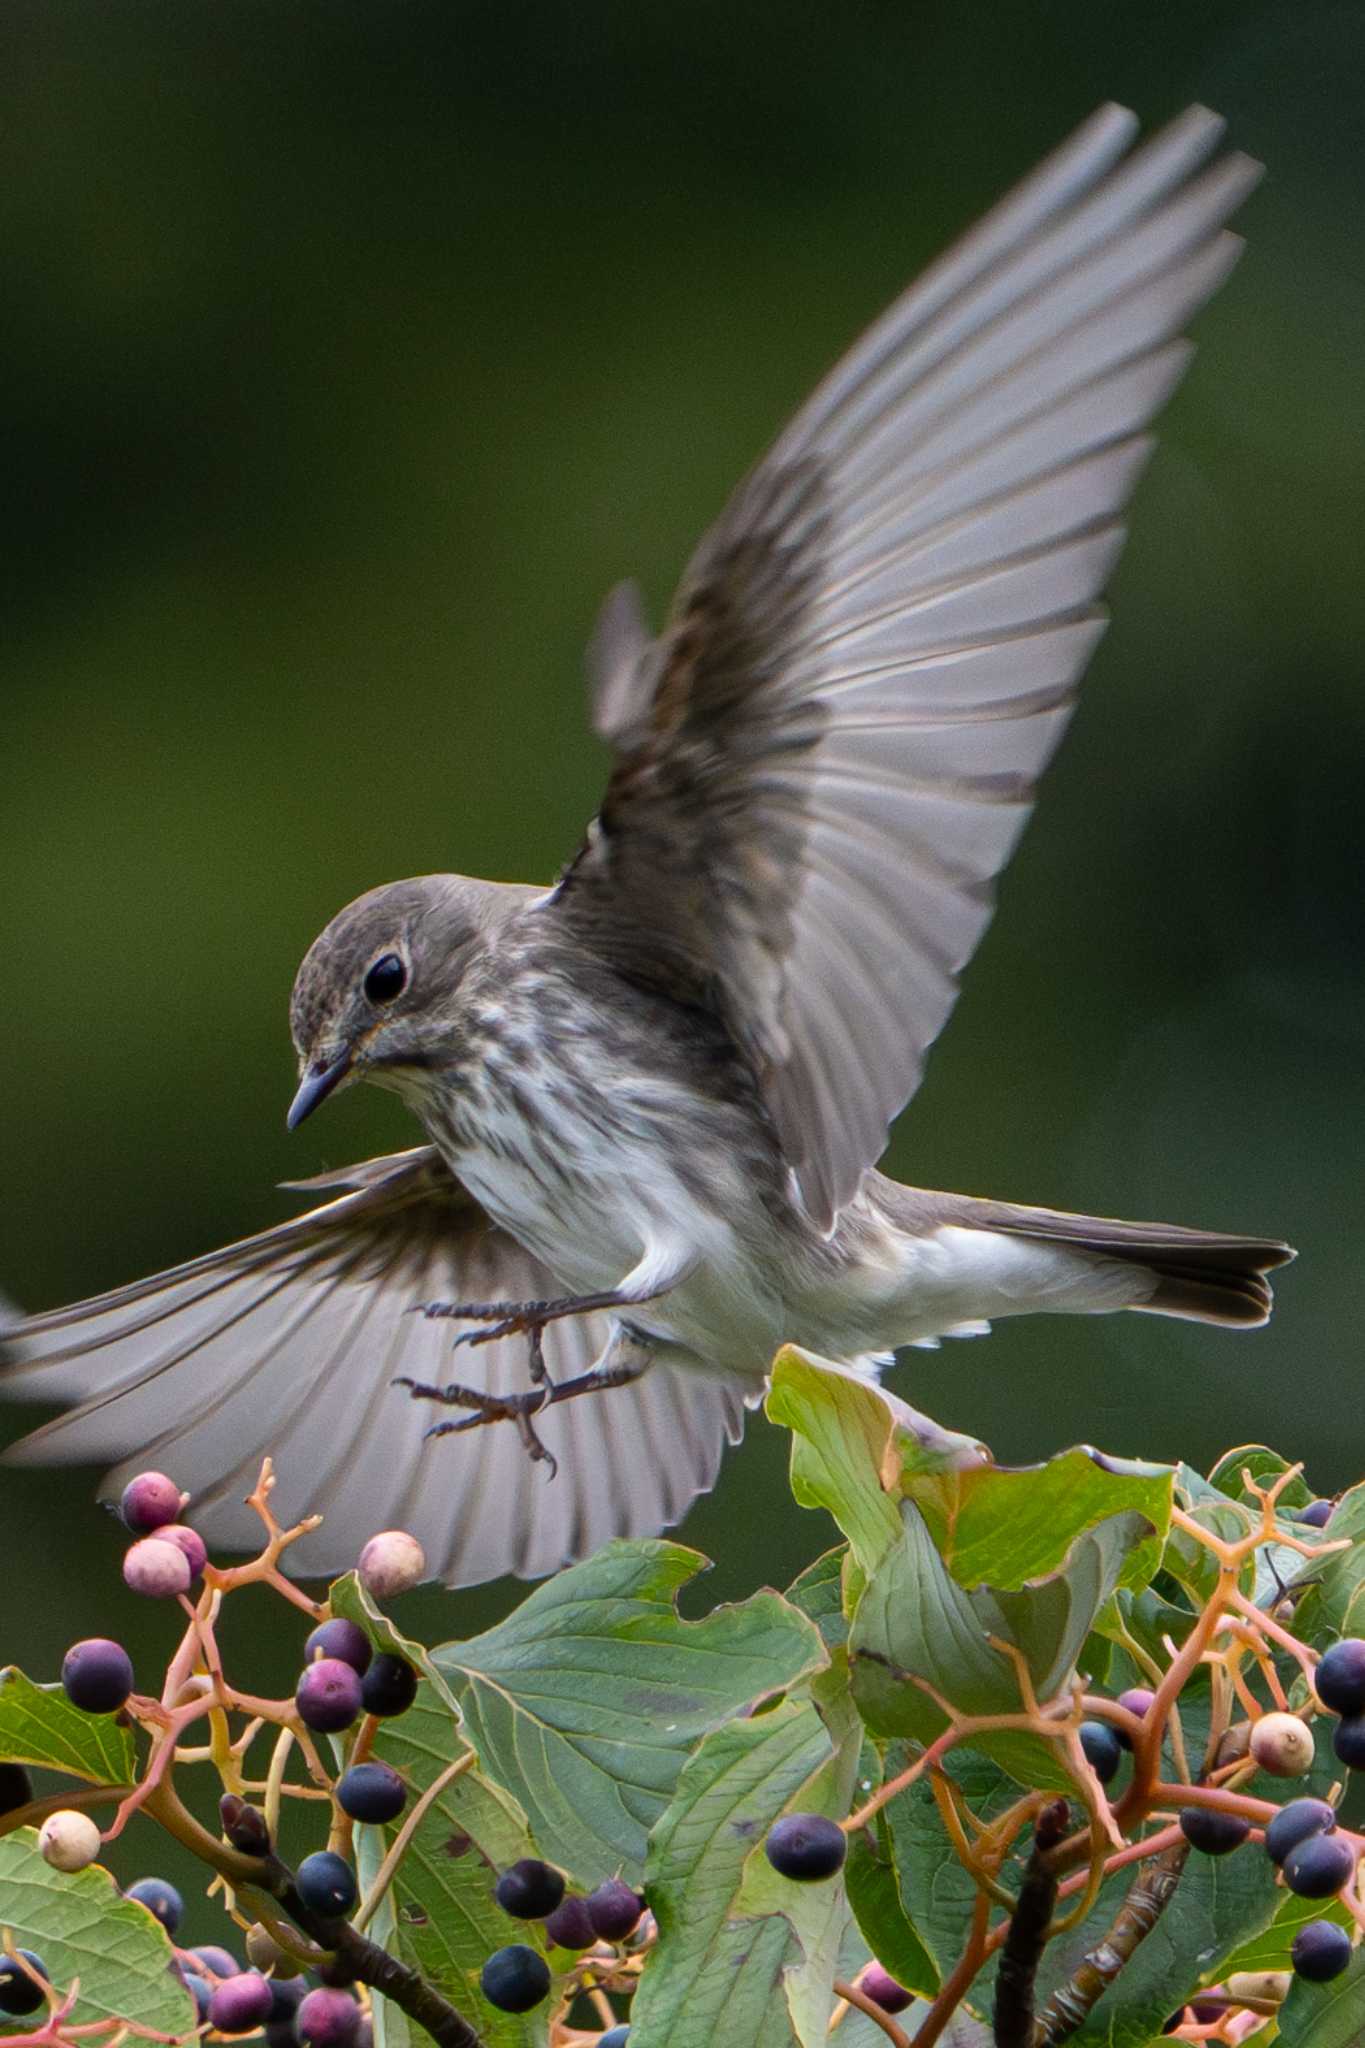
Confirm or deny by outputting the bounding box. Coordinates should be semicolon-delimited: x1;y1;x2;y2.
2;105;1291;1586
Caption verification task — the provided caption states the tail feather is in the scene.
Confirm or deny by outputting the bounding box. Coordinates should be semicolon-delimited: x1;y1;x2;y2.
956;1199;1293;1328
872;1180;1294;1330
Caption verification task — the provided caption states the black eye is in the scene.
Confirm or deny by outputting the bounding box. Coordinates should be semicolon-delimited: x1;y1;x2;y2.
364;953;407;1004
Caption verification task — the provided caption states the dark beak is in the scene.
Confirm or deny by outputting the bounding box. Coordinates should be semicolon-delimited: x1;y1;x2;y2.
287;1047;353;1131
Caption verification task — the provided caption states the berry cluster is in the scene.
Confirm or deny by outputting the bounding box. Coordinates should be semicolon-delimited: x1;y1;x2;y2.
752;1482;1365;2032
20;1463;431;2047
477;1856;646;2023
6;1447;1362;2048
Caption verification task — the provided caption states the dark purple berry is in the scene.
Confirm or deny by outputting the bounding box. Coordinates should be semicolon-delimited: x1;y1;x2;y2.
1316;1640;1365;1716
586;1878;642;1941
296;1851;358;1919
220;1792;271;1855
1114;1687;1156;1750
295;1658;363;1734
62;1637;134;1714
765;1813;847;1881
119;1471;183;1534
598;2030;630;2047
359;1653;417;1718
264;2022;300;2048
304;1620;373;1678
1178;1806;1250;1855
479;1945;550;2014
1298;1499;1335;1529
1079;1720;1123;1785
156;1524;207;1580
862;1962;912;2013
495;1858;565;1920
209;1973;275;2033
1333;1715;1365;1770
180;1972;212;2022
1265;1798;1336;1866
267;1976;307;2024
1283;1832;1358;1899
297;1987;360;2048
335;1763;407;1825
0;1951;49;2017
315;1954;357;1989
189;1945;241;1980
1291;1918;1353;1982
0;1763;33;1816
126;1876;184;1934
543;1895;596;1951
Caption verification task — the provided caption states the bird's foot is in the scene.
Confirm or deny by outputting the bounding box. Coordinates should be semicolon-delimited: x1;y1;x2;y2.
409;1287;633;1386
394;1333;653;1475
393;1376;558;1473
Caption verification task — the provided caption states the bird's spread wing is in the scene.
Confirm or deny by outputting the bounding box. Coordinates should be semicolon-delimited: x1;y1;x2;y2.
0;1148;745;1587
555;105;1262;1228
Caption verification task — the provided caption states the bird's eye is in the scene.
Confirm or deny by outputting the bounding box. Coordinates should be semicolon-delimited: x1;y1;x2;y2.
364;953;407;1004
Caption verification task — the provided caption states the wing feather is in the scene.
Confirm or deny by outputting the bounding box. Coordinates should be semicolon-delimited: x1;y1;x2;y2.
554;107;1260;1224
0;1148;745;1587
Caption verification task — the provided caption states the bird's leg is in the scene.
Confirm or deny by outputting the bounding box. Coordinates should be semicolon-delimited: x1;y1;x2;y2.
409;1288;641;1352
395;1327;653;1475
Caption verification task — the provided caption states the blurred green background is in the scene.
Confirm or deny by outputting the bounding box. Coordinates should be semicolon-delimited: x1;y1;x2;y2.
2;0;1363;1931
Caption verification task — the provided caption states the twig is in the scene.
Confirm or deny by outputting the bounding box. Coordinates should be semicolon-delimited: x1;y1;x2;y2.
829;1979;911;2046
993;1801;1067;2048
914;1893;991;2048
1031;1838;1188;2045
351;1754;476;1933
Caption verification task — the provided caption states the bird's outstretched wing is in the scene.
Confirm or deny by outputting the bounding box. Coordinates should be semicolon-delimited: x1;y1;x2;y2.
0;1148;745;1587
554;105;1261;1228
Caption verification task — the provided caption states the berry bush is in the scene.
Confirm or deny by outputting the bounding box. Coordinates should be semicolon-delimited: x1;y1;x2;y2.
2;1351;1365;2046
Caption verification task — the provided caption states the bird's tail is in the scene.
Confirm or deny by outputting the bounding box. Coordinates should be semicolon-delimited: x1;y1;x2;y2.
960;1198;1290;1326
873;1182;1294;1329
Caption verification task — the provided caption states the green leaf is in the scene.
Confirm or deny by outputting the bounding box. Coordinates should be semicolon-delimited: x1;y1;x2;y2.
1207;1444;1312;1511
1288;1482;1365;1642
0;1829;193;2032
843;1820;938;1999
882;1748;1012;1984
1276;1945;1365;2046
849;1502;1141;1789
906;1448;1171;1596
351;1829;417;2048
785;1548;849;1651
366;1684;550;2048
432;1539;825;1884
630;1698;845;2048
1218;1890;1352;1979
328;1574;463;1717
0;1670;135;1788
766;1352;1169;1601
766;1351;989;1579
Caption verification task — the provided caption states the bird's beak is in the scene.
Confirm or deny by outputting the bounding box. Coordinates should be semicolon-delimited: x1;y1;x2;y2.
287;1047;354;1131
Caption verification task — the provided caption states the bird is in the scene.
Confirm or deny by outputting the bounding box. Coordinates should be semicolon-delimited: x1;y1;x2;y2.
1;103;1292;1588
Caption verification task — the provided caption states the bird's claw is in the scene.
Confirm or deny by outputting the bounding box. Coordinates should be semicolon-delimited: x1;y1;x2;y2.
393;1375;558;1475
450;1315;524;1350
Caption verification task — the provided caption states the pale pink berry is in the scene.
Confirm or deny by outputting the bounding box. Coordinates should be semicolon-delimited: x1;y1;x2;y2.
123;1536;192;1598
357;1530;426;1599
155;1524;207;1579
1250;1712;1315;1777
38;1809;101;1871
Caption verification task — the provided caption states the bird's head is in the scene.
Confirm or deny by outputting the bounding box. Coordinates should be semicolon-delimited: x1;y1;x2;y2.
286;874;519;1129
